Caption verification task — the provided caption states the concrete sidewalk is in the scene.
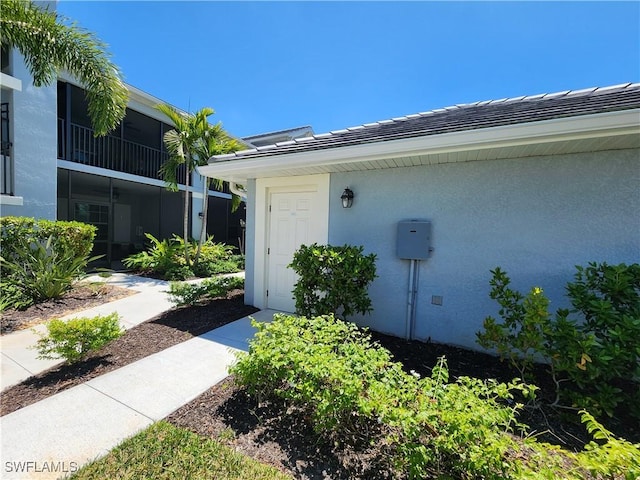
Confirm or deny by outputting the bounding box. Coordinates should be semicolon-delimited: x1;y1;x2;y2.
0;273;177;390
0;305;277;480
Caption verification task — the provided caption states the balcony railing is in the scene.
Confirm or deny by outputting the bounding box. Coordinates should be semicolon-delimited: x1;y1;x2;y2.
58;120;186;185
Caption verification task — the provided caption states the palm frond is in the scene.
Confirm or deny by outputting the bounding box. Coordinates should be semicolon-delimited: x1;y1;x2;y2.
0;0;129;135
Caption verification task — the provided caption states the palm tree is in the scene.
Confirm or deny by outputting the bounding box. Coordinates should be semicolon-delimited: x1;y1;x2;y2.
191;124;243;263
0;0;128;135
156;104;244;268
155;104;208;267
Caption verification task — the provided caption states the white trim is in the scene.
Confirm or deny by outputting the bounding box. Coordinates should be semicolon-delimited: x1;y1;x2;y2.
252;174;330;309
0;73;22;91
199;109;640;182
0;194;23;206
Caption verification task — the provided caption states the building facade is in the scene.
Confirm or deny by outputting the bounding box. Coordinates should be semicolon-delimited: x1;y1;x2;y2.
1;47;244;266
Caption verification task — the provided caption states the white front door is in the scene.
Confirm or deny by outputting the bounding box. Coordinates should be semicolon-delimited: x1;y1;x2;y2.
266;191;317;312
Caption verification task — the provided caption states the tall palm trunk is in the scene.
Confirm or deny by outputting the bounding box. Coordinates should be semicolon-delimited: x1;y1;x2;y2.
183;170;191;267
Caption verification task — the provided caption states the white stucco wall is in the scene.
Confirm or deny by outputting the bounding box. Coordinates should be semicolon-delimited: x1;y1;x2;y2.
328;148;640;350
0;50;57;219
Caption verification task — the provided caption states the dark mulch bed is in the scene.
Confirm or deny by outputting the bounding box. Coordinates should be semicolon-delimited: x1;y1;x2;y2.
1;283;136;335
369;332;640;448
166;331;640;480
3;288;637;478
0;291;257;416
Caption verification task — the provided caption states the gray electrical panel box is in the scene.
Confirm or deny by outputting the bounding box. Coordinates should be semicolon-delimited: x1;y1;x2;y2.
397;220;431;260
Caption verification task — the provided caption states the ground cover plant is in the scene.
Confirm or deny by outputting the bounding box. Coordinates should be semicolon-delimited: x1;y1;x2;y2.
0;216;98;310
3;287;638;477
168;275;245;306
123;233;243;280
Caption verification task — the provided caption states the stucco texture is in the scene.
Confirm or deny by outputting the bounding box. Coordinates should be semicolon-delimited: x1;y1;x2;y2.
2;52;57;219
328;148;639;349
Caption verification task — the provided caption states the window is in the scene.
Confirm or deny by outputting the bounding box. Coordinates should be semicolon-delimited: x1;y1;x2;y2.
74;202;109;241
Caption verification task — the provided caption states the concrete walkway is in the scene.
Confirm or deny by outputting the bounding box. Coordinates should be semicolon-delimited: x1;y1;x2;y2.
0;273;275;480
1;273;176;390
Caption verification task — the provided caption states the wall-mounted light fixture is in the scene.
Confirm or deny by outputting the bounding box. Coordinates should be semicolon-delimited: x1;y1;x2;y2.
341;187;354;208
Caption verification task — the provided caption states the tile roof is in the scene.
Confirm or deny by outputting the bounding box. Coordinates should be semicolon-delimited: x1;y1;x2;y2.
214;83;640;162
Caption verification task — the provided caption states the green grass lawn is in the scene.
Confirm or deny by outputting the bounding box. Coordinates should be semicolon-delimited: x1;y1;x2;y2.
70;421;291;480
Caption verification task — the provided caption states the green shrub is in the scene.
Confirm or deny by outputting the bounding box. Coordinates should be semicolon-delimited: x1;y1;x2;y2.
288;243;377;320
477;263;640;417
1;235;100;305
168;275;244;307
231;314;536;479
34;313;123;364
560;263;640;416
0;280;32;311
122;233;184;276
0;217;98;309
476;267;550;382
1;216;95;261
574;410;640;480
123;233;242;280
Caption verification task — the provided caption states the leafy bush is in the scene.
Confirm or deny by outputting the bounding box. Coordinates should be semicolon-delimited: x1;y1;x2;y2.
123;233;242;280
575;410;640;479
232;313;640;479
477;262;640;417
0;217;98;309
122;233;185;277
232;314;534;478
559;263;640;415
1;216;96;261
1;235;100;305
476;267;550;381
168;275;244;307
288;243;377;320
34;313;123;364
0;280;31;312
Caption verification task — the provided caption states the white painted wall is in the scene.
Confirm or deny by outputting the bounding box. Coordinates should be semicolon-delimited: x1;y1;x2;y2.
328;148;640;350
0;50;57;219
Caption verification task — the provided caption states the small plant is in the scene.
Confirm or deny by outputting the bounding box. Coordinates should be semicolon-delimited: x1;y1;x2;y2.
168;276;244;307
476;267;551;382
34;313;123;364
288;243;377;320
0;280;32;311
575;410;640;479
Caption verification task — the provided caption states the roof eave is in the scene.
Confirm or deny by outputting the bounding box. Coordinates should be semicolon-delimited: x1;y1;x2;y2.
198;109;640;184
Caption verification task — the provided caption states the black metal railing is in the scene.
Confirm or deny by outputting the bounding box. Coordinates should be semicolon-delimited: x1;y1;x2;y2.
1;102;13;195
58;121;186;185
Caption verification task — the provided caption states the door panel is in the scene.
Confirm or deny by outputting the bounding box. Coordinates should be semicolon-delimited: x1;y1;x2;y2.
266;191;316;312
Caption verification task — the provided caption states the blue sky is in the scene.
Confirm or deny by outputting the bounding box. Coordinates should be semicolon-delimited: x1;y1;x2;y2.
57;1;640;138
